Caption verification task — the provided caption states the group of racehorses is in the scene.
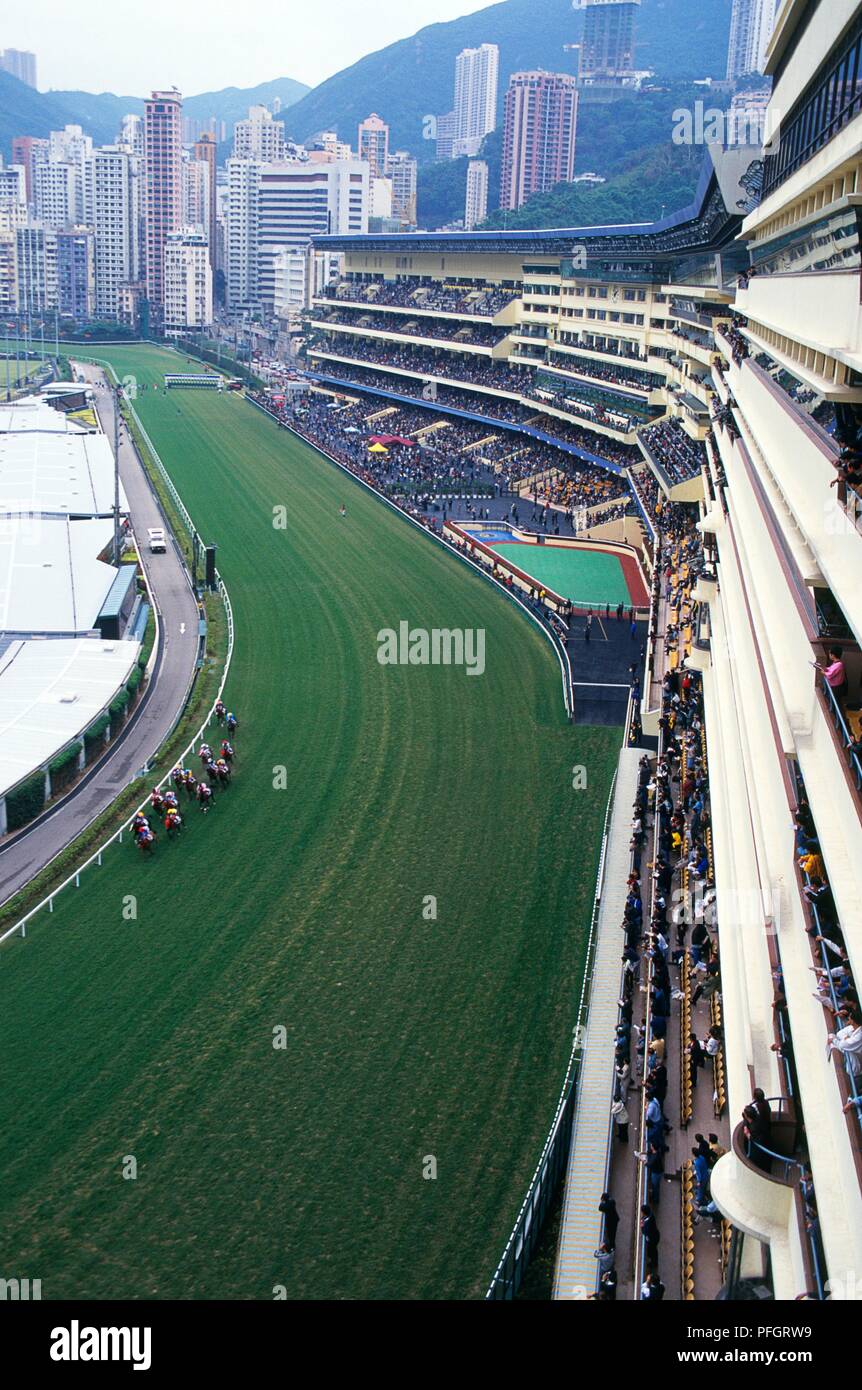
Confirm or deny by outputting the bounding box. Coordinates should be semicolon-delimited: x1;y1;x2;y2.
132;701;239;854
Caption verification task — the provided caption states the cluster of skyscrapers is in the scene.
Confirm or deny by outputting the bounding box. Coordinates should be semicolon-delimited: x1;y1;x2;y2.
223;108;422;322
0;93;215;336
0;0;780;336
0;82;424;334
433;42;579;220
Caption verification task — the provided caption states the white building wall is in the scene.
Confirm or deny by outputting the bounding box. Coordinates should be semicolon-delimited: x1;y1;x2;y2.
84;146;134;320
34;161;77;228
465;160;489;230
164;228;212;334
233;106;287;161
226;156;260;311
454;43;499;156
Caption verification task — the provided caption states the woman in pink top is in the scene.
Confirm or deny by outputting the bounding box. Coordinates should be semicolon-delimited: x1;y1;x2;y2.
816;644;848;716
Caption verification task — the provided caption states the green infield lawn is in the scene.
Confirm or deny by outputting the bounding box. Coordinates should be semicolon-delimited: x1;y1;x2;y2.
0;355;46;389
490;543;634;610
0;344;622;1300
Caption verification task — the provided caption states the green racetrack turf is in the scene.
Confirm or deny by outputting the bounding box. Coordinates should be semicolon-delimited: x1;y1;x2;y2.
0;345;623;1299
490;543;633;610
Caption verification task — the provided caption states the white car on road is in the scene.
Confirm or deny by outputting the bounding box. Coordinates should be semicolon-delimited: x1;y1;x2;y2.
147;527;167;554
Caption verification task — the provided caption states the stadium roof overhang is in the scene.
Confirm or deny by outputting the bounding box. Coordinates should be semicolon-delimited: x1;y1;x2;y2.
678;391;710;415
314;147;763;272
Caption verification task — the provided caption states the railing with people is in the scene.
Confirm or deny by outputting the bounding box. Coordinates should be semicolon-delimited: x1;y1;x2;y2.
818;674;862;798
794;784;862;1157
596;764;649;1291
486;775;617;1299
736;1097;828;1300
632;736;663;1298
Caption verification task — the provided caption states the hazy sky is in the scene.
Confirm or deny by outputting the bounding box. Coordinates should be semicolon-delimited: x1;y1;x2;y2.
6;0;498;96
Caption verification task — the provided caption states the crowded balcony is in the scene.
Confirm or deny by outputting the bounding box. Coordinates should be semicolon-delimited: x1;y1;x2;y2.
713;324;862;642
546;350;665;396
315;276;521;322
309;310;511;355
638;419;709;492
668;324;716;368
303;355;642;470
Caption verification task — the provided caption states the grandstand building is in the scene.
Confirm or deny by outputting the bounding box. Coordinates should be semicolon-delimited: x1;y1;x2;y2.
307;0;862;1301
310;144;749;482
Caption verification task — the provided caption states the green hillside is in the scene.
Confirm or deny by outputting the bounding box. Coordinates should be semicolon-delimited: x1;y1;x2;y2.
481;141;706;231
416;79;729;228
285;0;732;155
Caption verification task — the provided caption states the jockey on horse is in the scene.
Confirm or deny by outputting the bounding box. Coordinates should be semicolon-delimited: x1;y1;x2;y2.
197;782;213;813
136;825;156;854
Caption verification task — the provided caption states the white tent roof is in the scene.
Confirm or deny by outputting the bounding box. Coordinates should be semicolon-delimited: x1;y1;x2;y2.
0;637;140;797
0;398;88;435
0;517;118;634
0;427;127;516
41;381;93;395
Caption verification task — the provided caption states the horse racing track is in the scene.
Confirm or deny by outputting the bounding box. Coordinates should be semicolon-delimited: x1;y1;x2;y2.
0;345;622;1299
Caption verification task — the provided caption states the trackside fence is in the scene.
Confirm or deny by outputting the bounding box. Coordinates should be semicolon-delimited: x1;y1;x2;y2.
485;773;617;1299
0;363;235;948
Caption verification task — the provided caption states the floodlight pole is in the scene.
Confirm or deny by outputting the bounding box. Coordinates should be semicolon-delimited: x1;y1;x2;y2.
113;384;122;566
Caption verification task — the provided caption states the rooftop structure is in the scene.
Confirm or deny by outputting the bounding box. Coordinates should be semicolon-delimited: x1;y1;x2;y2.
574;0;641;85
0;426;127;518
0;396;126;518
0;516;118;636
0;636;139;799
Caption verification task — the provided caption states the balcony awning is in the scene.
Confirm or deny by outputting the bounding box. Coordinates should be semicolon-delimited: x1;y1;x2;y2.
679;391;710;415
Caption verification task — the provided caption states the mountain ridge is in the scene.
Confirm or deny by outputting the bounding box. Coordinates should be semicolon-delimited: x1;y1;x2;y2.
0;73;310;158
1;0;731;161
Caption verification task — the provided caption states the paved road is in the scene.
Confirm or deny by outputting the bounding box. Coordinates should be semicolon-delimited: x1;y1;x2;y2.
0;364;200;908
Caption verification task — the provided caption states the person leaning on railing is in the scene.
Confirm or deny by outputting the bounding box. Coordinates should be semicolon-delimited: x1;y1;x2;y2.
815;644;849;719
828;1004;862;1080
742;1100;772;1172
829;442;862;509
